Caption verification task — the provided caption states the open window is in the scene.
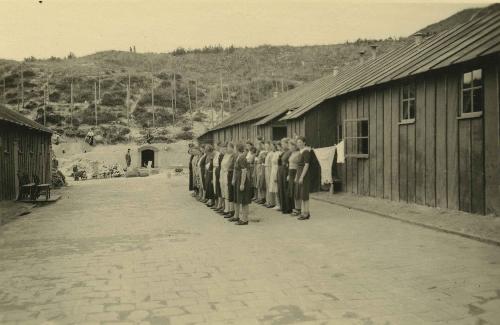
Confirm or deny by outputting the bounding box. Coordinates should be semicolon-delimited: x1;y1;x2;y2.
344;118;368;158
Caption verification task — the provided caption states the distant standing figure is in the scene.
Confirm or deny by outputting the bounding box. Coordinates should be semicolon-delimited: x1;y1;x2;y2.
86;129;95;146
125;149;132;170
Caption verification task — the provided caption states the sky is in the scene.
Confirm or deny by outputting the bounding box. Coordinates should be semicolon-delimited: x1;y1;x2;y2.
0;0;492;60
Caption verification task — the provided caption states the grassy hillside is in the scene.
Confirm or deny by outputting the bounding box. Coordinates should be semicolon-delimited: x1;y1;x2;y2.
0;39;403;142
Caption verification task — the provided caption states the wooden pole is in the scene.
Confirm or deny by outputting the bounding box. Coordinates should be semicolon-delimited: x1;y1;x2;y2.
151;72;155;128
220;74;224;123
195;80;198;111
227;86;231;112
170;75;174;124
70;79;74;126
187;80;193;126
43;87;46;126
210;101;214;128
94;81;98;126
281;79;284;92
20;64;24;109
98;72;101;102
127;73;131;126
172;73;176;124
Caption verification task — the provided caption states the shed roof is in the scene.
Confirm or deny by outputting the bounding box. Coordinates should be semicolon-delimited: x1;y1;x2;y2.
0;105;53;134
200;5;500;136
283;7;500;120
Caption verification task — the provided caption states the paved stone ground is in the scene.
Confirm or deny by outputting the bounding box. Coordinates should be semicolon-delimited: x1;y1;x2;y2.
0;174;500;325
313;192;500;246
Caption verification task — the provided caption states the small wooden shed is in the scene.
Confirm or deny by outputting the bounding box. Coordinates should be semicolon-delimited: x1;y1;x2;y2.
0;105;53;201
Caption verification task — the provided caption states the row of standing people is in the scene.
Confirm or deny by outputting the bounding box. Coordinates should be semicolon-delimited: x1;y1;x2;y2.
188;136;312;226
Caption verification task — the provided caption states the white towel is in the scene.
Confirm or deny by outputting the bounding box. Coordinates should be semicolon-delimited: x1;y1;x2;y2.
313;146;336;185
336;140;345;164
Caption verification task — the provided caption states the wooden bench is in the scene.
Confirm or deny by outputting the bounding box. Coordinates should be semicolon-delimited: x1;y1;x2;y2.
19;183;36;200
36;184;51;200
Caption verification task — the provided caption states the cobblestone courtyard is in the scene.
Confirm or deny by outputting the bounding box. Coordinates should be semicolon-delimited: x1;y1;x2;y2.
0;174;499;325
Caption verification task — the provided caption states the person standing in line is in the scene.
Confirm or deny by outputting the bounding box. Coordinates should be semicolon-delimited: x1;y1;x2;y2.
214;143;225;214
248;146;257;200
277;138;293;214
231;143;252;225
295;136;311;220
289;140;301;216
220;143;235;218
204;145;215;207
125;148;132;171
191;147;200;197
268;141;281;209
197;145;207;202
264;141;274;207
255;141;268;204
187;144;194;192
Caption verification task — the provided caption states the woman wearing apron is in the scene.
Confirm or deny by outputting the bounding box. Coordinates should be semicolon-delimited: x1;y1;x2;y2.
255;142;268;204
230;143;253;225
268;142;281;210
288;141;301;216
295;137;311;220
264;141;275;208
277;138;293;214
220;143;235;218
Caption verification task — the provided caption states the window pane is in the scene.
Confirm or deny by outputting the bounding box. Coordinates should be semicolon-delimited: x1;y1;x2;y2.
361;138;369;155
361;120;368;137
409;100;416;119
409;84;415;99
462;90;472;113
402;101;408;120
463;72;472;89
473;69;482;87
473;88;483;112
402;86;408;100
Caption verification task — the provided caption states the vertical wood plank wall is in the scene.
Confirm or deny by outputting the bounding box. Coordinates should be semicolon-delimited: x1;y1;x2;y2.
295;62;498;215
0;123;52;201
203;59;499;216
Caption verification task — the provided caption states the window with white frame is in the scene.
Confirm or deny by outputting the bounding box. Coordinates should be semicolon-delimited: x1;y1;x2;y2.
401;83;416;122
344;118;368;158
461;69;483;116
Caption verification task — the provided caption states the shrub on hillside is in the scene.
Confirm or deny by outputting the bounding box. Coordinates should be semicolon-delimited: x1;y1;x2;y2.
175;130;194;140
193;111;207;122
101;91;125;106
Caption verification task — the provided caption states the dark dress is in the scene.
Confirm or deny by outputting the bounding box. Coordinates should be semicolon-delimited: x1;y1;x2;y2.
199;154;207;191
278;150;293;213
227;154;236;203
189;154;194;191
204;157;214;200
295;149;311;201
215;153;224;198
234;153;253;205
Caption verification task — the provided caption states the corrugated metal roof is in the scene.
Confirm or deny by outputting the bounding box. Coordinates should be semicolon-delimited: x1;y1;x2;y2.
0;105;53;134
200;6;500;136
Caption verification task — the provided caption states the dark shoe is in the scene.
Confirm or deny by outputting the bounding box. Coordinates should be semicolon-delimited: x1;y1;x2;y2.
267;205;275;209
229;217;240;222
229;211;235;217
235;220;248;225
298;214;310;220
291;210;301;216
224;214;232;218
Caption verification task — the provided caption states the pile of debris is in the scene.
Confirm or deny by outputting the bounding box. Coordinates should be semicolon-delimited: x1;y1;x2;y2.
63;157;125;180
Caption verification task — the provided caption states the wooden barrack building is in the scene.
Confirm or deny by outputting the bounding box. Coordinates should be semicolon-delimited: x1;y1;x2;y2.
198;7;500;216
0;105;53;201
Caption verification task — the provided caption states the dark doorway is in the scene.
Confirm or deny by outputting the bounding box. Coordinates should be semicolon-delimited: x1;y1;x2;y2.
141;149;155;168
272;126;287;141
